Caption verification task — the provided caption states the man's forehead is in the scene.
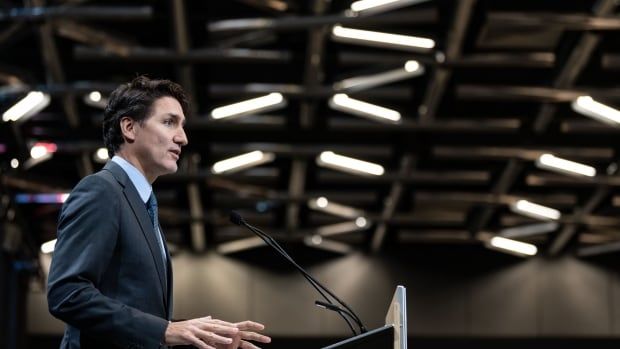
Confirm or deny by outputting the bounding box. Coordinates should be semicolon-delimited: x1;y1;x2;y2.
152;97;186;118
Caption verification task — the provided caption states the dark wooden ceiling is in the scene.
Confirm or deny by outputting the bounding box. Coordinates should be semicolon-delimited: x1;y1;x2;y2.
1;0;620;262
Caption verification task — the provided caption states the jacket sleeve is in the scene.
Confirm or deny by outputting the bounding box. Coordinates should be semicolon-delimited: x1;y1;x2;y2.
47;174;169;349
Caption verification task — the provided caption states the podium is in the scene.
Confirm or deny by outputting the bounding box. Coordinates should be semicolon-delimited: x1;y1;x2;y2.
321;286;407;349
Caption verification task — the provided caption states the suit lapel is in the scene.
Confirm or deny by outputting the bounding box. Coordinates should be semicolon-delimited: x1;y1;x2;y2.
103;162;169;311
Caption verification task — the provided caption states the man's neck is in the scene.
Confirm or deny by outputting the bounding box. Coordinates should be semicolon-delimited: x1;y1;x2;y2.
115;150;156;184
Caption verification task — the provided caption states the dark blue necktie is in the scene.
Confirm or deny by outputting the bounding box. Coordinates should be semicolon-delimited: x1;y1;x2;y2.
146;193;167;267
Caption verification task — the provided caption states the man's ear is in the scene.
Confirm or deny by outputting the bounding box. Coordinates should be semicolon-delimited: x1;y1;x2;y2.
119;116;137;142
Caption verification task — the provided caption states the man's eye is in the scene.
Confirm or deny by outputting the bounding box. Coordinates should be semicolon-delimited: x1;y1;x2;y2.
164;119;173;126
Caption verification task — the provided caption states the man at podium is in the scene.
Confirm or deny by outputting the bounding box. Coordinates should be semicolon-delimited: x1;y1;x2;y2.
46;76;271;349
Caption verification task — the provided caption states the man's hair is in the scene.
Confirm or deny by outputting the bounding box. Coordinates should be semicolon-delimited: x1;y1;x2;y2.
102;76;189;157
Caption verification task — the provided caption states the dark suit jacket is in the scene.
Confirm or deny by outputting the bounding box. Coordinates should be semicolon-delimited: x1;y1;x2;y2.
47;161;173;349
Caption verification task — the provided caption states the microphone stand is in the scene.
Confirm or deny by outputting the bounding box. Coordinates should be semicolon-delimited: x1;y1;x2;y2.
231;212;367;336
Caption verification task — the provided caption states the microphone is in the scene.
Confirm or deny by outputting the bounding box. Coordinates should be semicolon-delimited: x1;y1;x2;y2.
315;301;367;333
229;211;367;335
229;211;245;226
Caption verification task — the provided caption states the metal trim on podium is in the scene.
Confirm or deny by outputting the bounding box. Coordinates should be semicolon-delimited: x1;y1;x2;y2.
321;285;407;349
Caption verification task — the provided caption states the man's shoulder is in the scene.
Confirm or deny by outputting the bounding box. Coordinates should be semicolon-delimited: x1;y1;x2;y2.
60;168;122;216
72;167;121;194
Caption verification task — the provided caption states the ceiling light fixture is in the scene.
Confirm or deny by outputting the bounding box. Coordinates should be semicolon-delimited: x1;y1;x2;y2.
83;91;108;109
499;222;559;238
571;95;620;126
3;91;51;122
211;150;275;174
308;197;365;218
333;60;424;92
489;236;537;256
315;221;369;237
210;93;286;120
303;235;352;254
30;142;57;160
350;0;431;14
94;147;110;163
89;91;102;102
331;25;435;51
510;199;561;221
355;217;368;228
316;151;385;176
41;239;57;254
329;93;401;123
536;153;596;177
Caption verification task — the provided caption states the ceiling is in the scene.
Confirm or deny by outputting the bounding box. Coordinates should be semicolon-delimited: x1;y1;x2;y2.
1;0;620;263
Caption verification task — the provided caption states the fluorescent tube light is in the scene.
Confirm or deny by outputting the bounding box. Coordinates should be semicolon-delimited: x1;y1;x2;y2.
355;217;368;228
350;0;431;14
94;147;109;163
499;222;559;238
211;150;275;174
317;151;385;176
316;197;329;208
3;91;51;122
571;96;620;126
315;221;369;237
536;153;596;177
331;25;435;51
308;197;364;218
303;235;352;254
210;93;286;120
329;93;401;123
489;236;537;256
404;60;420;72
89;91;102;102
510;199;561;221
41;239;57;254
333;60;424;92
83;91;108;109
30;142;57;160
30;146;48;159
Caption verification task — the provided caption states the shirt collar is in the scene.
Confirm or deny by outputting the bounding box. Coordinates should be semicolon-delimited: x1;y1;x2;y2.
111;155;152;203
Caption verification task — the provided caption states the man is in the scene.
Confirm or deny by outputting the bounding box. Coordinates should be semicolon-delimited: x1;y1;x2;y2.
47;76;271;349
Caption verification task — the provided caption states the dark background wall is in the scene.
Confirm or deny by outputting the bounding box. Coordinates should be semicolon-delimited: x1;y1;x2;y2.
24;244;620;348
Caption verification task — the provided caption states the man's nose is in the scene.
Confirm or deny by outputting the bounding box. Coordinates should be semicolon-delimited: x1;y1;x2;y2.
175;127;188;146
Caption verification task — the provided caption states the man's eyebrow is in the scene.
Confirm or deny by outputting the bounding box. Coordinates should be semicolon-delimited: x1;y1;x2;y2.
167;113;187;126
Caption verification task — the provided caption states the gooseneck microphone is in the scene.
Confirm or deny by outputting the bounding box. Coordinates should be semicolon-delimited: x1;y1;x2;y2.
229;211;367;336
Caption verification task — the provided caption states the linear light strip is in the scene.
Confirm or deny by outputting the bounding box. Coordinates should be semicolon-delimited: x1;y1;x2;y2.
536;153;596;177
510;199;561;221
210;93;286;120
499;222;559;238
350;0;431;14
41;239;57;254
334;60;424;91
332;25;435;51
329;94;401;123
3;91;51;122
211;150;275;174
308;197;365;218
571;96;620;126
316;151;385;176
489;236;537;256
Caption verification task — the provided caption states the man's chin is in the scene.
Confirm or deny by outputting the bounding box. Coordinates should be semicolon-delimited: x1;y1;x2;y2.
158;163;178;176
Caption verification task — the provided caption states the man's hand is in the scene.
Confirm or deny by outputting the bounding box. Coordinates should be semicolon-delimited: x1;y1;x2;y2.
164;316;240;349
216;320;271;349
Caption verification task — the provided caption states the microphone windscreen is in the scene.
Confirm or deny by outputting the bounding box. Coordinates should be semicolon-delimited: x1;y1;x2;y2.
229;211;244;226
